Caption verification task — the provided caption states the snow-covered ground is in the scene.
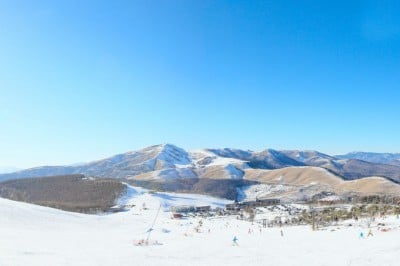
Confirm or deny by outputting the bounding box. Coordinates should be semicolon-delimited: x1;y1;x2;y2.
238;184;290;201
1;187;400;266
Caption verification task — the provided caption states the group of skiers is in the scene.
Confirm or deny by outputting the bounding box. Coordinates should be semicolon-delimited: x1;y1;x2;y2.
359;229;374;238
232;228;285;246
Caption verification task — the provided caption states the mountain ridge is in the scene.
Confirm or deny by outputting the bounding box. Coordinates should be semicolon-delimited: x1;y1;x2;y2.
2;144;400;185
336;152;400;166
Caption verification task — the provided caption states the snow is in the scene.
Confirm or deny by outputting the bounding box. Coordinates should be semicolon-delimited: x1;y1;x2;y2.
190;149;247;167
116;184;148;206
151;191;232;210
319;195;342;202
223;164;244;179
116;184;232;210
151;168;197;180
2;189;400;266
238;184;290;201
156;144;192;165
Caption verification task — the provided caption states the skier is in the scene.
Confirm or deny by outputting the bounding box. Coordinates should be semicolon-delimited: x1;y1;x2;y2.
232;236;239;246
367;229;373;237
280;229;284;237
359;232;364;238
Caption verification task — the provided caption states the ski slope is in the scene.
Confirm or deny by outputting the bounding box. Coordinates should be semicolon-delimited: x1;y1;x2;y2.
1;188;400;266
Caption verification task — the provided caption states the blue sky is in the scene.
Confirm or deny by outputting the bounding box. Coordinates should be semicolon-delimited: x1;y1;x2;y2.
1;0;400;168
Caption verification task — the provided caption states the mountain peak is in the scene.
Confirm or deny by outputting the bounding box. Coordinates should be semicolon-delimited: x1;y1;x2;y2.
3;146;400;184
155;144;191;165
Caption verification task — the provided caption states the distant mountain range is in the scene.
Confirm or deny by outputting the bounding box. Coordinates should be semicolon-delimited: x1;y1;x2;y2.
2;144;400;200
336;152;400;166
2;144;400;182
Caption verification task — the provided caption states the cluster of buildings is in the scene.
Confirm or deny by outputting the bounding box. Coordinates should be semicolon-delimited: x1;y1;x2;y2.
170;198;281;217
225;198;281;211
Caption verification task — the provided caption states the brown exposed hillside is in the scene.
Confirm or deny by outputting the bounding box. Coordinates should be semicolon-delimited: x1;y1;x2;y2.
244;167;400;196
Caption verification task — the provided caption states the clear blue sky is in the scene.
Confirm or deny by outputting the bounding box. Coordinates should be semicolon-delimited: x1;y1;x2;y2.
1;0;400;168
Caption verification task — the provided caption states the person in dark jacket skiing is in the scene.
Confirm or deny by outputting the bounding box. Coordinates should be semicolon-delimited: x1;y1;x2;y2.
232;236;239;246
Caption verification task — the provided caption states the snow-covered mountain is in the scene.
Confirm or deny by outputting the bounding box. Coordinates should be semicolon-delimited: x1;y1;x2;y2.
0;144;193;181
280;150;336;166
2;144;400;185
336;152;400;166
0;144;249;181
3;144;400;205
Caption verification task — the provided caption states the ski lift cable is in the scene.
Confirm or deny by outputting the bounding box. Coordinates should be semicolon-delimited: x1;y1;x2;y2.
146;204;162;242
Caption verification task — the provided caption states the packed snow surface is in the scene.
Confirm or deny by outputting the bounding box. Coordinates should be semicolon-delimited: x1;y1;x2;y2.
1;188;400;266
